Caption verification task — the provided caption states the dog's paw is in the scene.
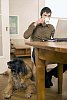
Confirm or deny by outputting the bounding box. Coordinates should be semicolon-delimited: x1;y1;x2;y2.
3;89;12;99
25;93;32;98
4;93;11;99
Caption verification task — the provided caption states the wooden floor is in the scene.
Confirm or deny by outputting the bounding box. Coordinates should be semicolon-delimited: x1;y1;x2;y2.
0;58;67;100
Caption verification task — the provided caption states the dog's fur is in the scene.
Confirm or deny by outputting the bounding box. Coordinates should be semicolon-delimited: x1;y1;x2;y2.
4;58;36;99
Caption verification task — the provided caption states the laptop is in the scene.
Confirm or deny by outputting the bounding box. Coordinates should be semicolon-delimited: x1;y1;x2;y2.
48;19;67;42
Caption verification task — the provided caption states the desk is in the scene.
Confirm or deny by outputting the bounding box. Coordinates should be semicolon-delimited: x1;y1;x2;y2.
25;41;67;100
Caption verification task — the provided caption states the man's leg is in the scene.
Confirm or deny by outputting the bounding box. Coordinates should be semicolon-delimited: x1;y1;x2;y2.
32;48;52;88
48;64;67;83
45;67;53;88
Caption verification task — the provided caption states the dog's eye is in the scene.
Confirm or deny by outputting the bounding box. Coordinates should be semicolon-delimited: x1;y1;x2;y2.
11;69;16;72
13;69;15;71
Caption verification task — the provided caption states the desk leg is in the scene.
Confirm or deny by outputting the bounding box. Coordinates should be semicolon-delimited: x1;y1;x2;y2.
58;63;63;94
35;48;45;100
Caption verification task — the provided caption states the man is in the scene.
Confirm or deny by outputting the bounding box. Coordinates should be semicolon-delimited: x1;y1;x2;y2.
23;7;67;88
23;7;55;88
23;7;55;41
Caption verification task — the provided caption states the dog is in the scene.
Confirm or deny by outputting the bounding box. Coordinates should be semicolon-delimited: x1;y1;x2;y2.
4;57;36;99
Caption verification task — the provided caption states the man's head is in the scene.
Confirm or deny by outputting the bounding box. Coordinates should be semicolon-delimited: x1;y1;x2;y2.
40;7;52;24
40;7;52;17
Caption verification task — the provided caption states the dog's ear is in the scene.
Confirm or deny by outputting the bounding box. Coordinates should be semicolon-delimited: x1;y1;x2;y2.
7;61;12;69
14;57;24;64
18;59;23;64
7;61;11;66
13;58;22;63
7;60;15;69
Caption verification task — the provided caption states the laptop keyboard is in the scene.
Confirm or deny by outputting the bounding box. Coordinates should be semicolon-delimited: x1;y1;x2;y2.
47;38;67;42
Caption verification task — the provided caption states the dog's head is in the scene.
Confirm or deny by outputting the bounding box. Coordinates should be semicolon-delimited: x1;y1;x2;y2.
7;58;28;76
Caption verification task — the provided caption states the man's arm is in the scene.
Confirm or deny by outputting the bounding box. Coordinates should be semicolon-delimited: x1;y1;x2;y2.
23;18;45;39
51;25;55;38
23;22;36;39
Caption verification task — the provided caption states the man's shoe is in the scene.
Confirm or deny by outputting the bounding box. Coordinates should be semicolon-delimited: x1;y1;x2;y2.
45;84;50;88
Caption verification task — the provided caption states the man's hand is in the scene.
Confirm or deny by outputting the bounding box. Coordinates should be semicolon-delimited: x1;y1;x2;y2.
34;18;45;27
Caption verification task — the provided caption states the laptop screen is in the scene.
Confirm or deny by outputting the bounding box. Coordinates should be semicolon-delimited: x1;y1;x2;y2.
54;19;67;38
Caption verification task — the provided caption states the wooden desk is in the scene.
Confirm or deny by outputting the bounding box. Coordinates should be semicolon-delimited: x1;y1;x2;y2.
25;41;67;100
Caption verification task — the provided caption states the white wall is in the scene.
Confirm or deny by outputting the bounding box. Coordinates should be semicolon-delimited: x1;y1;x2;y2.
45;0;67;18
9;0;44;43
45;0;67;29
9;0;38;39
9;0;45;47
9;0;67;40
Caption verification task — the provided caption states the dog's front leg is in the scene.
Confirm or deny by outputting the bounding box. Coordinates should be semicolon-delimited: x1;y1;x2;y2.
4;73;14;99
25;84;36;98
25;79;36;98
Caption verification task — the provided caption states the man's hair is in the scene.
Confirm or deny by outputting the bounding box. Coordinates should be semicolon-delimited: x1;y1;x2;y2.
40;7;52;16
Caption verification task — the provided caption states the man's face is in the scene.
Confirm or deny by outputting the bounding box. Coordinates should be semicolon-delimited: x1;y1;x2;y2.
41;12;51;24
41;12;51;19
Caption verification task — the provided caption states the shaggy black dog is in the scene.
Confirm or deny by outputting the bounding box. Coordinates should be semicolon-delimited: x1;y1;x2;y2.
4;57;36;99
7;58;29;76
